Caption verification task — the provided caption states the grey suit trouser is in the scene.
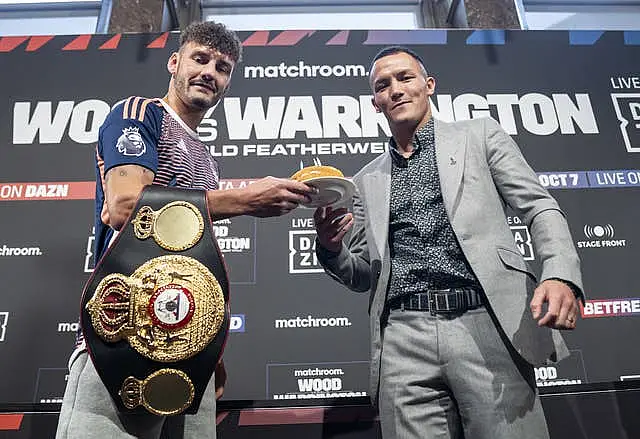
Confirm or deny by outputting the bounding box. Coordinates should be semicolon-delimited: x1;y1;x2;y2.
379;307;550;439
55;351;217;439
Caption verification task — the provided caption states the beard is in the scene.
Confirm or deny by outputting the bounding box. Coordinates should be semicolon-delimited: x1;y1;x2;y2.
174;74;220;110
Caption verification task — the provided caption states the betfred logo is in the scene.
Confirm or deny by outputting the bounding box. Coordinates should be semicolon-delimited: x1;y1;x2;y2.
581;298;640;318
0;312;8;342
611;93;640;152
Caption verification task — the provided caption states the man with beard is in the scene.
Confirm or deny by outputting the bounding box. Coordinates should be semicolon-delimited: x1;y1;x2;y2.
56;22;315;439
314;46;583;439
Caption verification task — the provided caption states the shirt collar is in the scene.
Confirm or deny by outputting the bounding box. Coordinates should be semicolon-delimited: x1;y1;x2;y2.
389;118;434;164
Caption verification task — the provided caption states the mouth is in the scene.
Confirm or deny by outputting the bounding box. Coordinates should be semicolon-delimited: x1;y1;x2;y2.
391;101;410;110
191;82;216;93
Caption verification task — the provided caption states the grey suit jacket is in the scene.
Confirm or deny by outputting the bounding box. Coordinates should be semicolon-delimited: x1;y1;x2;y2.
318;117;583;406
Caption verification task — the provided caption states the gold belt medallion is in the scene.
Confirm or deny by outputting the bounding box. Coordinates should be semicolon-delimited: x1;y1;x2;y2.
131;201;205;251
86;255;225;362
120;368;195;416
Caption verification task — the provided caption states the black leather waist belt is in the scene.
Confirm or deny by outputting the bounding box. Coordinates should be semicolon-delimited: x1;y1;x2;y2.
80;186;230;416
389;288;483;315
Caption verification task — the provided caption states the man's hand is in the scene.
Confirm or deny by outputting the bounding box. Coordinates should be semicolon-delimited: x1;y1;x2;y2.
314;206;354;253
243;177;315;217
208;177;316;220
530;279;579;329
214;359;226;400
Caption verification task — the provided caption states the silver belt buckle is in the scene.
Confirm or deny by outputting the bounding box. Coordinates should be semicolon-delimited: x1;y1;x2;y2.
428;289;460;316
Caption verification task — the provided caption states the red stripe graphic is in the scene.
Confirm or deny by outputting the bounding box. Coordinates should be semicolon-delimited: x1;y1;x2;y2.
100;34;122;50
326;31;350;46
0;179;257;202
216;411;230;425
0;414;24;430
243;31;270;46
0;182;96;201
147;33;169;49
0;36;29;52
26;36;54;52
63;35;92;51
237;406;377;426
239;408;325;426
268;30;315;46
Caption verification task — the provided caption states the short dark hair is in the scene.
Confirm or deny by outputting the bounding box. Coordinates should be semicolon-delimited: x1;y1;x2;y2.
179;21;242;63
369;46;428;76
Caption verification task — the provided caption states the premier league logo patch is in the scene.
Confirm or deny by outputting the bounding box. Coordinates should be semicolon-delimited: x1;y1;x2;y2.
116;126;146;157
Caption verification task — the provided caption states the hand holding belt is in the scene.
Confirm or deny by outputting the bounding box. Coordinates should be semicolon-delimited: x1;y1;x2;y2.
80;185;230;416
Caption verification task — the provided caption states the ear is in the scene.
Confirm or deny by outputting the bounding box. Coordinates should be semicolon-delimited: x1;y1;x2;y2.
167;52;178;75
425;76;436;96
371;96;382;113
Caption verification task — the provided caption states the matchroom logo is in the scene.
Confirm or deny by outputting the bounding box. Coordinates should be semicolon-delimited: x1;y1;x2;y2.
267;362;369;400
275;315;352;329
611;93;640;152
0;244;43;256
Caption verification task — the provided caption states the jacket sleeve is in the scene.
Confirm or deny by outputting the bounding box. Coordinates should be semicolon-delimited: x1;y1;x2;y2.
315;186;372;293
482;117;584;298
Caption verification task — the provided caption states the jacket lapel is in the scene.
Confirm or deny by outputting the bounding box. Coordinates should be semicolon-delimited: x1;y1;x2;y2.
435;119;467;219
362;154;391;258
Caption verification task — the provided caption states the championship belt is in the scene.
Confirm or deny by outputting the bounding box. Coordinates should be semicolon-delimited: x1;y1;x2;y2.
80;186;230;416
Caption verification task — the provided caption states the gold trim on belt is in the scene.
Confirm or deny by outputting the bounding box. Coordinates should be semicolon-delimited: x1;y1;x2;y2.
131;201;205;251
86;254;225;363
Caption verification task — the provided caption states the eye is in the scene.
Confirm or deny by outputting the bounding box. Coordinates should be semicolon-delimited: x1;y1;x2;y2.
375;82;388;92
193;55;207;65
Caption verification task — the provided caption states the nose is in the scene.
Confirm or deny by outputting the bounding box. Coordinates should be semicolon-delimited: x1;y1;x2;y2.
199;61;219;84
389;79;403;100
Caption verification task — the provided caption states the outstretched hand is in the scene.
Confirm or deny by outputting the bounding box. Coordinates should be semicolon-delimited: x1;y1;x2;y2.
313;206;354;253
244;176;316;217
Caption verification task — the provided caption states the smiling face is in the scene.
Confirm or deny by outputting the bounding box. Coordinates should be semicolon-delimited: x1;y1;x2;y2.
370;51;435;131
167;41;235;111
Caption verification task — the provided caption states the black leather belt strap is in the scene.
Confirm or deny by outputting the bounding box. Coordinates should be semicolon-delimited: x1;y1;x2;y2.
80;186;230;415
389;288;483;315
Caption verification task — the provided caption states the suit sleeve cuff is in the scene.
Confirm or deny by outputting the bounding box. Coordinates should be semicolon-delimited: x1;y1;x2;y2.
315;240;342;260
546;277;585;303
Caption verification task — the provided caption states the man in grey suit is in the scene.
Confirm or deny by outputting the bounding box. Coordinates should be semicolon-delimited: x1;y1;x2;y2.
314;46;583;438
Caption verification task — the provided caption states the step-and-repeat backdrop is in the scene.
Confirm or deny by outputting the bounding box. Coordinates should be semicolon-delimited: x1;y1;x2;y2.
0;29;639;406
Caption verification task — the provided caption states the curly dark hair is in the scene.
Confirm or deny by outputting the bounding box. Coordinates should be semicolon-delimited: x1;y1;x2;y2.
179;21;242;63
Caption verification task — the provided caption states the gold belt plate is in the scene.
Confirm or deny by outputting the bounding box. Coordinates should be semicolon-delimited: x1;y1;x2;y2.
120;368;195;416
131;201;205;251
86;255;225;362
